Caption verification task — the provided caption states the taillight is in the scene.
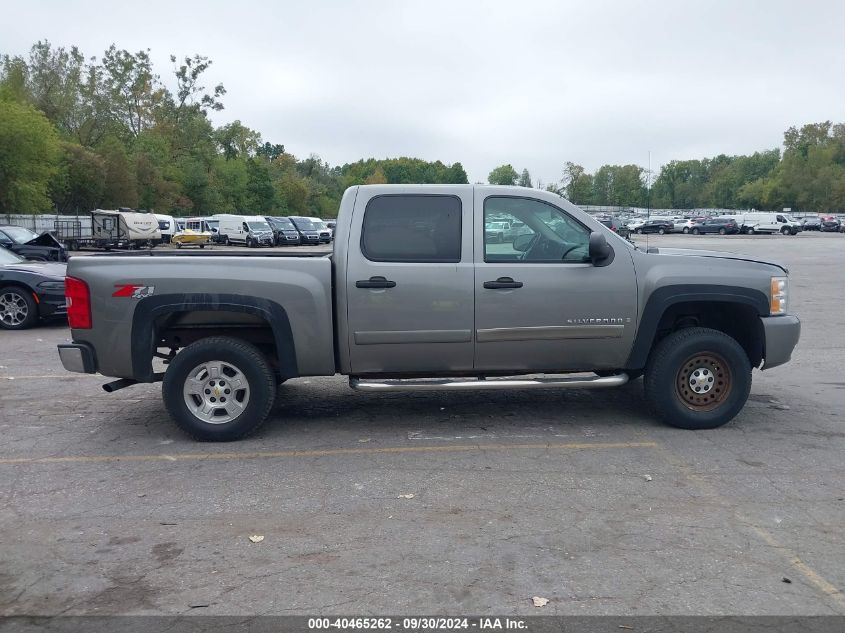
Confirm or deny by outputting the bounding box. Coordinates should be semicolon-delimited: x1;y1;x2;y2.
65;276;92;329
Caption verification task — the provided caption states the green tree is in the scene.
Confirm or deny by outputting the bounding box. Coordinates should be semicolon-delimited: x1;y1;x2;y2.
98;136;138;208
488;164;518;185
51;142;106;213
0;100;61;213
517;168;532;187
561;162;593;204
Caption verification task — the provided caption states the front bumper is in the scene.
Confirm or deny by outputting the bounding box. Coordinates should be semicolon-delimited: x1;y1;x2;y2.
760;315;801;370
58;342;97;374
37;291;67;319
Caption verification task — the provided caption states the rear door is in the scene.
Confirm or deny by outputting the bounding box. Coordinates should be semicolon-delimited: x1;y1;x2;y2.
345;188;475;374
473;190;638;372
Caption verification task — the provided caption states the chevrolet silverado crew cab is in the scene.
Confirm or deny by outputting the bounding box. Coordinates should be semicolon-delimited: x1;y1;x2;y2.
58;185;801;441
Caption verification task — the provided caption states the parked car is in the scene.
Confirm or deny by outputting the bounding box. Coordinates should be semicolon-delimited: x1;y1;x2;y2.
288;217;324;244
598;217;629;237
820;219;841;232
801;217;821;231
0;225;67;261
214;215;274;247
690;218;740;235
635;220;674;235
485;220;512;243
625;218;646;232
732;212;802;235
0;246;67;329
306;217;333;243
57;184;800;441
265;217;302;246
677;217;706;234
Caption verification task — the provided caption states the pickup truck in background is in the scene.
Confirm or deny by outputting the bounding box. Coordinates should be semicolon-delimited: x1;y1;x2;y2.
58;185;801;441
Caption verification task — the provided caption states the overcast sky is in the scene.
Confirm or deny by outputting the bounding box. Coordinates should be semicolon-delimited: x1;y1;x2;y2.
3;0;844;184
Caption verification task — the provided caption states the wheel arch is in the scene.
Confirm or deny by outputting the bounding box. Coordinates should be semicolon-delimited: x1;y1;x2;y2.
627;285;768;371
130;294;298;382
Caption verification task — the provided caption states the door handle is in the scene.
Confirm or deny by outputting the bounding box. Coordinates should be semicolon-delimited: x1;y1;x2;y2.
483;277;523;289
356;276;397;289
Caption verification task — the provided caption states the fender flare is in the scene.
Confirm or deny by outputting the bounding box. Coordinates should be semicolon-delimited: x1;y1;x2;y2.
130;293;298;382
626;284;769;370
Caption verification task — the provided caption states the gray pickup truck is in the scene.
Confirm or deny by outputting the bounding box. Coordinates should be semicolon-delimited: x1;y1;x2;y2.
58;185;800;441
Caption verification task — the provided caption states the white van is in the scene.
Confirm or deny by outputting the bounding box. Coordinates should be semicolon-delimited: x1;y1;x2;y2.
733;213;802;235
213;214;275;247
154;214;177;243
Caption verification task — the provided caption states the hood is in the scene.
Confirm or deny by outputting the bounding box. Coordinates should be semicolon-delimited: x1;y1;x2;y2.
5;261;67;279
26;231;65;249
645;247;788;273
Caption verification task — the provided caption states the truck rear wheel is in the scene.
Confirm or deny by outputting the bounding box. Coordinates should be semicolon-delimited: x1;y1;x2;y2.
644;327;751;430
162;336;277;441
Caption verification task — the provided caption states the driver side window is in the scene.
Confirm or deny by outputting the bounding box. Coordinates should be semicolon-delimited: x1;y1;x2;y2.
483;196;591;263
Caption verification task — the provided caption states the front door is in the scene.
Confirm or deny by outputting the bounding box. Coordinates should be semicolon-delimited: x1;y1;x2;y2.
473;191;638;372
345;188;475;374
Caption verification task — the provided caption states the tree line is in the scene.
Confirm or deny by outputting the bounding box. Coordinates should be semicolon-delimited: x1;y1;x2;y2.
2;41;843;217
0;41;468;217
489;122;845;212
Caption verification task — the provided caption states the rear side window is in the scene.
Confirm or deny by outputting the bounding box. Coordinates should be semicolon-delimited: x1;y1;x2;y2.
361;195;461;262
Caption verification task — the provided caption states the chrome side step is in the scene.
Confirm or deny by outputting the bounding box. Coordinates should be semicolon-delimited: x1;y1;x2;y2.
349;373;629;392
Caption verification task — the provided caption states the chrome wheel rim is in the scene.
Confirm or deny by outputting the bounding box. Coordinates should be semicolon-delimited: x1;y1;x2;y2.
0;291;28;327
676;352;732;411
183;360;250;424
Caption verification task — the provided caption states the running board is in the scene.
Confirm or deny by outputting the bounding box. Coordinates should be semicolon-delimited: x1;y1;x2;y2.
349;373;629;392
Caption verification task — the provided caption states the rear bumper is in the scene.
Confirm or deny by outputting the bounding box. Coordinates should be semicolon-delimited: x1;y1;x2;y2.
761;315;801;370
58;342;97;374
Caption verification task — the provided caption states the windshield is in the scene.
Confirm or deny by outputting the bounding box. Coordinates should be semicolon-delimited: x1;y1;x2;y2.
2;226;38;244
205;219;219;229
247;222;271;231
291;218;317;230
270;218;295;229
0;246;25;264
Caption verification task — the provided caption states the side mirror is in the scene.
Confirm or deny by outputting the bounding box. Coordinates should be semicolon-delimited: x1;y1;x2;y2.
512;233;533;252
589;232;612;265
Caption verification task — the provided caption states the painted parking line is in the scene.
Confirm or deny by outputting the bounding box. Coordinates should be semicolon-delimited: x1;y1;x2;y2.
0;441;658;465
644;437;845;611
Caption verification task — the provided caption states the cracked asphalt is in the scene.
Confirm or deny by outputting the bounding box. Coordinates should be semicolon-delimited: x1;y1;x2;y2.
0;232;843;616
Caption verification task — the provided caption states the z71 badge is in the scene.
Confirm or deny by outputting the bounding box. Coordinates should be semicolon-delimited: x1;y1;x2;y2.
112;284;155;298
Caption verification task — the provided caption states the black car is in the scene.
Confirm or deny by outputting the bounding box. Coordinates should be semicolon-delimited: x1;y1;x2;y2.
820;219;841;232
802;217;822;231
264;216;302;246
288;217;323;244
636;220;674;235
690;218;740;235
0;225;67;262
0;246;67;329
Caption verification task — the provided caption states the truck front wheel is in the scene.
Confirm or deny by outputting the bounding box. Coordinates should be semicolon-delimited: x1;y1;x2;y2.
162;336;277;441
644;327;751;430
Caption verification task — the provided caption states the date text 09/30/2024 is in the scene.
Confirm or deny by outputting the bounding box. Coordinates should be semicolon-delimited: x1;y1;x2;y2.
308;618;527;630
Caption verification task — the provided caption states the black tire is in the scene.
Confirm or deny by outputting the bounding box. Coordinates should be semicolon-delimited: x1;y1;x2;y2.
691;228;700;235
224;235;231;246
162;336;277;441
0;285;38;330
682;227;689;234
175;242;182;249
658;228;665;235
199;244;205;249
781;226;790;235
644;327;751;430
635;228;643;234
718;228;726;235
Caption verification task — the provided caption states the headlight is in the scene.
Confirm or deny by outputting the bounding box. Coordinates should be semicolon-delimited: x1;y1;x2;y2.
770;276;788;315
37;281;66;291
